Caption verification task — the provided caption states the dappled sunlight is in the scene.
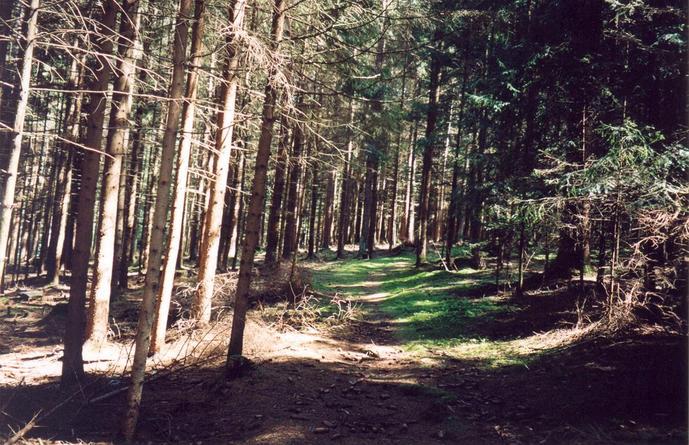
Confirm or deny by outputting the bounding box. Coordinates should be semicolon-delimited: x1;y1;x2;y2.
331;280;385;290
360;291;390;302
309;250;635;372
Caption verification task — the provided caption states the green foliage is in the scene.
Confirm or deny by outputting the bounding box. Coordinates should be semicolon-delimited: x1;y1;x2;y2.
563;120;687;210
310;251;543;368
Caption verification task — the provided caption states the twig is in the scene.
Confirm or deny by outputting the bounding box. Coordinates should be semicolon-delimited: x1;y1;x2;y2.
4;411;40;445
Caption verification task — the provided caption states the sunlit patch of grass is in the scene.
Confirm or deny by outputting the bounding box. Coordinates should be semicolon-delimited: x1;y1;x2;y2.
309;248;570;369
405;337;536;369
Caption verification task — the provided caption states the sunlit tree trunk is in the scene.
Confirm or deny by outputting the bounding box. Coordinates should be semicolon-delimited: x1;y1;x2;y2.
118;67;148;289
85;0;141;347
336;98;354;258
358;2;387;259
0;0;39;291
468;114;487;269
307;166;319;259
0;0;15;112
193;0;246;324
122;0;196;438
376;164;387;244
388;139;401;250
219;140;243;270
228;148;245;260
445;65;468;265
150;0;206;356
227;0;286;375
282;115;304;260
0;0;18;179
400;81;419;244
434;104;452;243
321;168;335;249
62;0;118;385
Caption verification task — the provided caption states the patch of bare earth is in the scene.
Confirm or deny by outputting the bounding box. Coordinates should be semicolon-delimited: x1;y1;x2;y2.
1;262;687;444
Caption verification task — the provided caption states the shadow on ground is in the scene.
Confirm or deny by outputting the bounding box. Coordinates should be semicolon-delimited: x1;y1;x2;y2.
1;249;687;444
1;333;686;445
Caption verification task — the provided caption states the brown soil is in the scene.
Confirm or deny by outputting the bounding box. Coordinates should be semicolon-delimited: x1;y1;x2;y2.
0;264;687;444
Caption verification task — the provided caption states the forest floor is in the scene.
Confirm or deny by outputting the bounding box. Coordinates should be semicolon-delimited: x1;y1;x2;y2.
0;247;687;444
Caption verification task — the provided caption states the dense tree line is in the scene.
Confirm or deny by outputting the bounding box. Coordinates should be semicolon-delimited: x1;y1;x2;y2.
0;0;685;438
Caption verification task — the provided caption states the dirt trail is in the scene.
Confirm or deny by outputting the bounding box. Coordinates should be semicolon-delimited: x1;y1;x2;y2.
0;255;686;444
0;262;485;444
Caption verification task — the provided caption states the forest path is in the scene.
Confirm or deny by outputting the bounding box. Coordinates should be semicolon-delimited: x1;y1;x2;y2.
0;249;685;444
303;248;687;445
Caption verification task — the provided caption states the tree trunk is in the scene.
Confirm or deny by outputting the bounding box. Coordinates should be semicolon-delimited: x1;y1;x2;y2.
118;77;147;289
307;167;319;259
336;98;354;259
122;0;196;438
193;0;246;324
149;0;205;356
110;152;129;293
219;132;246;271
227;0;286;376
445;67;468;265
282;116;303;260
224;147;243;264
265;117;290;265
468;117;487;270
401;117;418;244
149;0;206;354
321;168;335;250
0;0;38;290
0;0;15;113
46;56;84;285
0;0;18;177
230;149;247;269
516;219;526;296
377;164;387;244
415;32;442;266
85;0;141;348
62;144;82;271
62;0;117;385
547;202;579;280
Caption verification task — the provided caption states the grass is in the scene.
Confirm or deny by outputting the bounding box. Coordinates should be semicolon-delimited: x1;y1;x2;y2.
309;248;557;368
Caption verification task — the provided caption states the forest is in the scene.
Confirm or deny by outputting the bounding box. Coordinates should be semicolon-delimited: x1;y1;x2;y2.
0;0;687;443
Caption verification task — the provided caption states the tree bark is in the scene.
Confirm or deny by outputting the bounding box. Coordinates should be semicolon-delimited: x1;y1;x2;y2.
149;0;205;356
401;116;418;244
547;202;580;279
193;0;246;324
307;166;319;259
321;168;335;249
229;149;247;268
415;31;442;266
85;0;141;347
264;117;290;265
227;0;286;376
0;0;38;290
445;66;468;265
468;115;487;270
118;77;147;289
336;98;354;258
62;0;117;385
0;0;18;178
282;115;304;260
46;56;84;285
122;0;195;438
